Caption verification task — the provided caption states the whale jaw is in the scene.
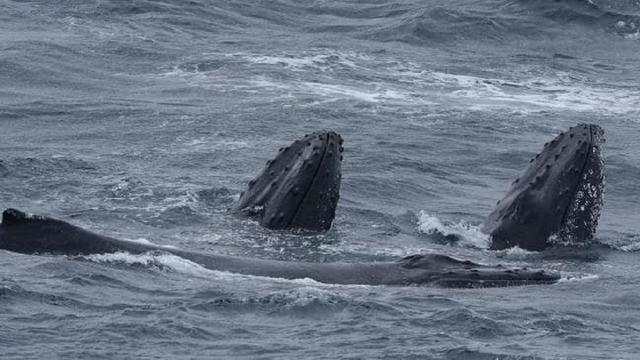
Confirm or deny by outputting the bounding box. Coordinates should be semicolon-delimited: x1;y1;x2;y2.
484;124;605;251
232;131;343;232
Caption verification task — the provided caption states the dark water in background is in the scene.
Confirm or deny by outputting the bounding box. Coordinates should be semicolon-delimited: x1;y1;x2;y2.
1;0;640;358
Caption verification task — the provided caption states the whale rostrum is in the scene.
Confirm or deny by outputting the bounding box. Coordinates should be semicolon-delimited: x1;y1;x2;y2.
232;131;342;232
483;124;605;250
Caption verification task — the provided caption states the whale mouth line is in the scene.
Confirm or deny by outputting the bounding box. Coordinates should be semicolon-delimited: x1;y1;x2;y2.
287;135;329;229
558;129;594;233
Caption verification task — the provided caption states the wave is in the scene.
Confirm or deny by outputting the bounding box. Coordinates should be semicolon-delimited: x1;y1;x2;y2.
0;156;98;178
79;251;331;287
162;47;640;114
601;233;640;252
8;0;640;47
358;0;640;45
191;287;353;313
520;0;640;38
364;6;538;45
617;241;640;252
4;0;639;118
81;251;217;277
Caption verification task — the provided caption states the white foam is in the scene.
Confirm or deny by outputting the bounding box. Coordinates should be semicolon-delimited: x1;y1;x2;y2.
79;251;362;288
624;31;640;40
161;50;640;114
82;252;213;277
243;55;321;68
236;51;367;71
191;233;223;244
558;273;599;283
301;82;410;103
105;190;201;218
123;238;178;250
285;287;342;306
494;246;539;260
246;77;422;105
247;70;640;113
428;71;640;114
318;242;438;259
617;241;640;252
183;138;249;150
417;211;490;249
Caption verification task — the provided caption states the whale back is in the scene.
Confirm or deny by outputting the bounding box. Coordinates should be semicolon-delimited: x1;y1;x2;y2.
0;209;561;288
0;209;149;255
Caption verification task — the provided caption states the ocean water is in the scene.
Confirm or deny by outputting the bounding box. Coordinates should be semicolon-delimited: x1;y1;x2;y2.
1;0;640;358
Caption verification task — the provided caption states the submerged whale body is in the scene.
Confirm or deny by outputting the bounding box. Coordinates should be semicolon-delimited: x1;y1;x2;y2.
0;209;559;288
483;124;605;251
232;131;342;232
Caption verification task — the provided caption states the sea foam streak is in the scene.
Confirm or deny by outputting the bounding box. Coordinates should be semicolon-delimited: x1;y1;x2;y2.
162;50;640;114
79;252;356;288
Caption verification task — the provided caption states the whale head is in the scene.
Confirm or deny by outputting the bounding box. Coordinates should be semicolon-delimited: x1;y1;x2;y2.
232;131;343;232
483;124;605;251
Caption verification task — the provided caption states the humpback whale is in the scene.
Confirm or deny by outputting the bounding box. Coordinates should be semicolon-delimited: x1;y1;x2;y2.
0;126;606;287
0;209;559;287
483;124;605;251
232;131;342;232
230;125;606;252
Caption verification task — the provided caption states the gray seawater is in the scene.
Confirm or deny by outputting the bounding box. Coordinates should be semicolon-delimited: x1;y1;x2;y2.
1;0;640;358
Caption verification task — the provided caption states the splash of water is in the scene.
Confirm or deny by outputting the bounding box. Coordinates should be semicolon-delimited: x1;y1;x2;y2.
417;211;490;248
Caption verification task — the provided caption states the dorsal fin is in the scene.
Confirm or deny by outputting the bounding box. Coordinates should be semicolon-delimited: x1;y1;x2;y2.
2;208;30;225
0;208;50;226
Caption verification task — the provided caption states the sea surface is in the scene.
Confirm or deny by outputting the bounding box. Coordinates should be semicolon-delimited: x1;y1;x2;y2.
1;0;640;359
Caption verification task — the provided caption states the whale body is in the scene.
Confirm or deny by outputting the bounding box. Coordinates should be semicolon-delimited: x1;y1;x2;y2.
0;209;559;288
0;126;606;286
